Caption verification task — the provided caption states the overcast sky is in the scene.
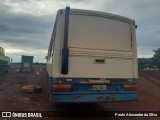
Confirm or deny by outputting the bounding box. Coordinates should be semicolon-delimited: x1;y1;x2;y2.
0;0;160;62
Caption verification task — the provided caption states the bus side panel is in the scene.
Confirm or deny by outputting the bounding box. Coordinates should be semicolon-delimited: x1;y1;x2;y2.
132;26;138;78
50;12;64;77
46;58;52;77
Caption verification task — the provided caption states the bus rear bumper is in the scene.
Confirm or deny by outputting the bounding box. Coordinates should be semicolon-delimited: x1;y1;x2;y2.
50;92;138;103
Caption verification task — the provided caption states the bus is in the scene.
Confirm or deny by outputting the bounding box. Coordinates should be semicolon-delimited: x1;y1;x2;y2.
46;7;138;103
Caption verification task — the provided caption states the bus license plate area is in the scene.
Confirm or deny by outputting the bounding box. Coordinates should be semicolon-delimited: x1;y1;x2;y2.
92;85;107;90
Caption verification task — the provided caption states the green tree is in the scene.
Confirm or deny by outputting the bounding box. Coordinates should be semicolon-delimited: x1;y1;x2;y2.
138;58;153;69
152;48;160;69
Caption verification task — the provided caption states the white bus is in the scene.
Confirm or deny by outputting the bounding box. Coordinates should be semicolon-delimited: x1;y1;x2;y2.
46;7;138;103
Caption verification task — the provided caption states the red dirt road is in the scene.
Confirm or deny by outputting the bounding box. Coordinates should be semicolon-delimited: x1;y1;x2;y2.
0;69;159;120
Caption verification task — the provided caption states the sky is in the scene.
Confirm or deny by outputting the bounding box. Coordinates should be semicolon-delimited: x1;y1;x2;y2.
0;0;160;63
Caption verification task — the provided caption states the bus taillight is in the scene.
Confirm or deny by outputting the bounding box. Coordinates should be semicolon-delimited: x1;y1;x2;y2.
124;84;137;91
53;84;72;92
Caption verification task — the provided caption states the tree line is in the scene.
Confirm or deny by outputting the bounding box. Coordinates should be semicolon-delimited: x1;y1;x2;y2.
138;48;160;69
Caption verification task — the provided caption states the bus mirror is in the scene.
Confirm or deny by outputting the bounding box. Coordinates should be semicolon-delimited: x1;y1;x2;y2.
45;56;48;60
135;25;138;29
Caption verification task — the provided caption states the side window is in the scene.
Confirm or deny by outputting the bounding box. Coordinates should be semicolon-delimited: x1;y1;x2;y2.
47;15;58;59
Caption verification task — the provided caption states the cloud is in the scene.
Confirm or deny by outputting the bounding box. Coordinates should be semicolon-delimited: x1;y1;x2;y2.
0;0;160;62
0;0;55;62
98;0;160;57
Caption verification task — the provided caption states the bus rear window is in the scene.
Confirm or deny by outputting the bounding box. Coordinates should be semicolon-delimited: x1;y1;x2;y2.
68;14;132;51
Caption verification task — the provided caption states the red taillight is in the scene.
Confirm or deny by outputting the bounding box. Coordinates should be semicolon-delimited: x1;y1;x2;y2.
124;84;137;91
53;84;71;92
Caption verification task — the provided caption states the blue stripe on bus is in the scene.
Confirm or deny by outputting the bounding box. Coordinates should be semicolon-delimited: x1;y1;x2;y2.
50;92;138;103
47;75;138;103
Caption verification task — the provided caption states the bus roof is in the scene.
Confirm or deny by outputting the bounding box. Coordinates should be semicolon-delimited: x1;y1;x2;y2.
58;8;135;24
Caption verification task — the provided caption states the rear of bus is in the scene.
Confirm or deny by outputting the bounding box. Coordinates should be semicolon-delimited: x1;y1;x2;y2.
46;7;138;103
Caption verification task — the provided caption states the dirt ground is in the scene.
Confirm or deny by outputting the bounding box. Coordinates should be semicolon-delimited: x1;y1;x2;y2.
0;68;159;120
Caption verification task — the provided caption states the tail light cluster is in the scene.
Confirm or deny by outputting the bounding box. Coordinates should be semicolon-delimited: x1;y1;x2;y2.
124;84;137;91
53;84;72;92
